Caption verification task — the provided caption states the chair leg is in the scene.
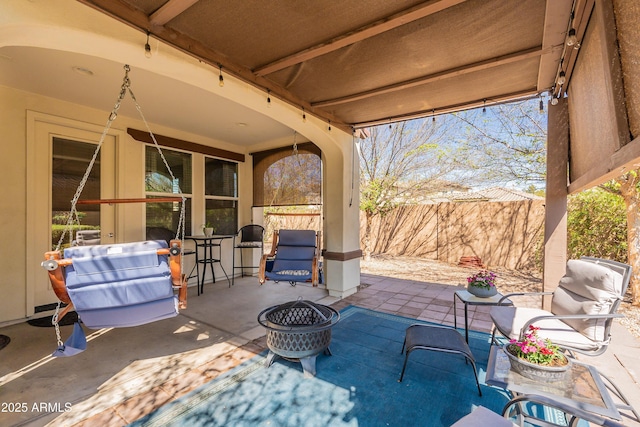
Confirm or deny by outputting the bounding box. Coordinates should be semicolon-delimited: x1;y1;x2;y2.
398;349;411;382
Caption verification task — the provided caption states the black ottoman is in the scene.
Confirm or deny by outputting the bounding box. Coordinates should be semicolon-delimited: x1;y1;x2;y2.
399;323;482;396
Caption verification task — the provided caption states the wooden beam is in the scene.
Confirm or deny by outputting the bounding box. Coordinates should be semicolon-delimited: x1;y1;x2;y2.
353;88;539;128
127;128;246;162
253;0;468;76
568;136;640;194
314;46;552;108
76;0;352;133
150;0;201;26
77;197;183;205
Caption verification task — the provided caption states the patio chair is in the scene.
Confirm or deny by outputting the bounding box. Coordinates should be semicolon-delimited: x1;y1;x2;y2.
232;224;265;286
258;229;320;286
73;229;101;246
490;257;632;356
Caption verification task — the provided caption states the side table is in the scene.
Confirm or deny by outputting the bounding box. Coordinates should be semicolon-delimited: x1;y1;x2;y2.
187;235;233;294
485;344;634;426
453;289;511;343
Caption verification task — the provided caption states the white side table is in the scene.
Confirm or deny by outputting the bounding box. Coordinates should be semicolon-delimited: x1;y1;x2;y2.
453;290;511;343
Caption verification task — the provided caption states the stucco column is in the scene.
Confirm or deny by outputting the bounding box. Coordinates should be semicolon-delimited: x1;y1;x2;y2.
321;133;361;299
543;98;569;309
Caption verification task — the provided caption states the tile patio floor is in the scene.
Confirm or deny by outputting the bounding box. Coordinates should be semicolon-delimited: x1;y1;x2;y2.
1;273;639;426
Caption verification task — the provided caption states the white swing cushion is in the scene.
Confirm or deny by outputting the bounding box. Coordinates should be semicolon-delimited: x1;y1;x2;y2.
64;240;178;329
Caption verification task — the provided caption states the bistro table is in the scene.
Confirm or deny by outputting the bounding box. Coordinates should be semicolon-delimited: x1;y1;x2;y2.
453;290;512;343
186;235;233;294
485;345;636;427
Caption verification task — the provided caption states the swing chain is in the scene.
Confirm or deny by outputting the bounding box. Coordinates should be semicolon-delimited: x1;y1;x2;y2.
52;301;64;347
55;65;131;252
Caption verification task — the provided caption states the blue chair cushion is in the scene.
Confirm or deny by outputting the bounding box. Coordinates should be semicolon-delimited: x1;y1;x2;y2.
63;240;178;328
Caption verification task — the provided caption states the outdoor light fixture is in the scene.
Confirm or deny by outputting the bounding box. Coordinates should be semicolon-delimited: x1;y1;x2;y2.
566;28;579;48
144;32;152;58
218;65;224;87
557;71;566;86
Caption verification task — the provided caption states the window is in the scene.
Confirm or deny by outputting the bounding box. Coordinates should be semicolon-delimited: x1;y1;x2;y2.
205;157;238;234
145;146;192;235
52;138;100;249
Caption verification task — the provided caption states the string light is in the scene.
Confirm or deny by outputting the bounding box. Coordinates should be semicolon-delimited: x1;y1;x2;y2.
267;90;271;107
302;107;307;123
432;109;435;123
539;94;544;112
557;71;566;86
482;99;487;114
218;65;224;87
328;120;332;131
144;31;152;58
566;28;579;48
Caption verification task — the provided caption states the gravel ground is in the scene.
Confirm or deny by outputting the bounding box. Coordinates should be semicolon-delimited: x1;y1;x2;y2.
360;254;640;340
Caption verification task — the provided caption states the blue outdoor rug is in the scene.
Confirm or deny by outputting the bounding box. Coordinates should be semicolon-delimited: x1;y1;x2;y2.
132;306;510;427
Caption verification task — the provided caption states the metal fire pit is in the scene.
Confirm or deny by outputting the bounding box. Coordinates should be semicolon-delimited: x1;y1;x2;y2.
257;297;340;377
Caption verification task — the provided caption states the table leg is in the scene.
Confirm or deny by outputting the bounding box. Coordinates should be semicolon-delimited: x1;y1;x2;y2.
453;295;458;330
464;302;469;343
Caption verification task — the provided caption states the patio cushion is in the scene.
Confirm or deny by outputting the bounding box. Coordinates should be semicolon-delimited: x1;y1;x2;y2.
551;259;623;341
451;406;516;427
63;240;178;328
489;306;600;352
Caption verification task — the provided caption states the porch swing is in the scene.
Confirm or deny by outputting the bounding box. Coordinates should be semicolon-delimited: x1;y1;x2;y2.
41;65;187;356
258;132;322;287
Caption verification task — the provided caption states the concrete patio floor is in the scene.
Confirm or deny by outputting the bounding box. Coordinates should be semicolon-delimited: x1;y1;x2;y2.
1;273;639;426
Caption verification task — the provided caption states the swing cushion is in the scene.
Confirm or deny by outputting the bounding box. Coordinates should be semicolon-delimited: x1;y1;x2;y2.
264;230;317;283
63;240;178;329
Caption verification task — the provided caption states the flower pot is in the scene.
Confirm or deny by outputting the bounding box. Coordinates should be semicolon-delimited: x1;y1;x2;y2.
204;227;214;237
467;284;497;298
503;344;571;382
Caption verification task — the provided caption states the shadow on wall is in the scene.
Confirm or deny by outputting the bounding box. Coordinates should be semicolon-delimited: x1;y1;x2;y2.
359;200;545;271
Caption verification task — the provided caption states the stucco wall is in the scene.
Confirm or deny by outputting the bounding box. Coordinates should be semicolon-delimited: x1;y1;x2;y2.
0;84;253;323
360;200;545;270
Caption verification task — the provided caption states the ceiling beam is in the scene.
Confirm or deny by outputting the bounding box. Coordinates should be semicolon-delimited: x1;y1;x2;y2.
313;45;558;108
76;0;352;132
353;88;540;128
537;0;573;92
253;0;468;77
149;0;201;26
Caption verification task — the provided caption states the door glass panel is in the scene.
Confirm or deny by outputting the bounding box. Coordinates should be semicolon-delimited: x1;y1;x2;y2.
52;138;100;249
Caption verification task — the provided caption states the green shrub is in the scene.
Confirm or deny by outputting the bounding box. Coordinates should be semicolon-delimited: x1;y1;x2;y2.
567;188;627;262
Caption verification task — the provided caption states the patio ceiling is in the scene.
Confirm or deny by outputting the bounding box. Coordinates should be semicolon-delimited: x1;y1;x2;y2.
76;0;580;130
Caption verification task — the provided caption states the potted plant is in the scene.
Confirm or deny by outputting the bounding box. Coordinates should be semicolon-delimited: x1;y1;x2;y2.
202;221;215;237
466;270;498;298
504;325;571;382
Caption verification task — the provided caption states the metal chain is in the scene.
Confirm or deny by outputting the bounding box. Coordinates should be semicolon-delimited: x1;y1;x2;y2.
127;83;186;244
55;64;186;251
52;301;63;347
55;65;131;252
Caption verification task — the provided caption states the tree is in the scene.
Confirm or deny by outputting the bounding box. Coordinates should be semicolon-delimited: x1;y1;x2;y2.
600;174;640;305
451;100;547;191
567;188;627;262
359;119;460;260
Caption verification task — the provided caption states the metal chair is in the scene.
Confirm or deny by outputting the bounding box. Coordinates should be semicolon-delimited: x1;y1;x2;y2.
490;257;632;357
73;229;101;246
232;224;265;285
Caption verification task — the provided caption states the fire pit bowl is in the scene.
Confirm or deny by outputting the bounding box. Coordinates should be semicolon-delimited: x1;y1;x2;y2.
257;298;340;377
